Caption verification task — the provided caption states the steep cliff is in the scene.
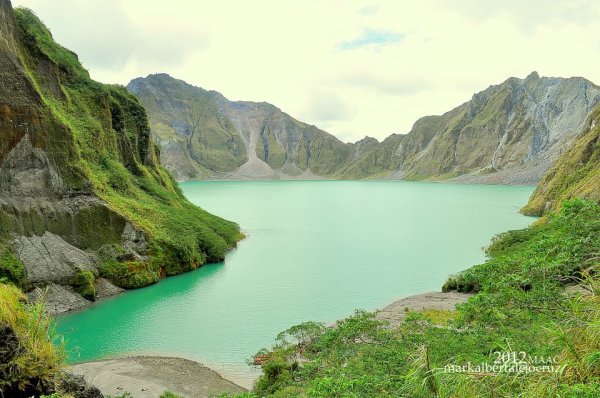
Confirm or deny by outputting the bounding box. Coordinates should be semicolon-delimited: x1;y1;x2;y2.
522;103;600;215
0;2;241;308
131;73;600;183
128;74;354;180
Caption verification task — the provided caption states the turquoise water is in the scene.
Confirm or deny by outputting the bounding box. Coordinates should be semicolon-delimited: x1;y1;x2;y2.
58;181;535;386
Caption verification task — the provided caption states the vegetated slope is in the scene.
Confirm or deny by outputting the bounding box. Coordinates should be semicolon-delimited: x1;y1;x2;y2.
0;2;241;306
128;74;354;180
130;72;600;184
522;103;600;216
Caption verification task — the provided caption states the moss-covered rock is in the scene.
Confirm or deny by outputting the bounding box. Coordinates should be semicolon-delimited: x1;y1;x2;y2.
69;270;96;301
0;247;26;287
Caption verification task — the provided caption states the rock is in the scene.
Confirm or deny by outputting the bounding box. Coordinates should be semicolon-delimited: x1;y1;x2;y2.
376;291;472;328
0;134;65;196
27;283;91;315
14;232;98;285
95;277;124;300
0;324;20;366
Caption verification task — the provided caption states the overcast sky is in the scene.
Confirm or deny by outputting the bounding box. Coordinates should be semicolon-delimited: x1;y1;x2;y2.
12;0;600;143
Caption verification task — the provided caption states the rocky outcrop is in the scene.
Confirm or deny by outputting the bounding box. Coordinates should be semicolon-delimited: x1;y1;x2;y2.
0;1;240;308
15;232;97;285
131;73;600;184
375;291;472;328
522;103;600;215
27;283;92;314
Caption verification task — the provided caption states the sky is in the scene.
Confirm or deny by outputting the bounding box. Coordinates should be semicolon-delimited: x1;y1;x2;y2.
12;0;600;143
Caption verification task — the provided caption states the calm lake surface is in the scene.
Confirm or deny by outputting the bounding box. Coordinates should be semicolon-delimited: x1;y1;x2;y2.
58;181;535;386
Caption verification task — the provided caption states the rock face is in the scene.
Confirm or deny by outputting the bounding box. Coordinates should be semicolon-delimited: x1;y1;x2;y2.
128;74;353;180
0;1;240;307
15;232;97;285
522;103;600;215
339;72;600;183
27;283;92;314
130;73;600;184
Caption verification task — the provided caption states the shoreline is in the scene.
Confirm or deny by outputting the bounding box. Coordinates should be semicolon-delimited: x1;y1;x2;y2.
69;355;247;398
68;291;472;397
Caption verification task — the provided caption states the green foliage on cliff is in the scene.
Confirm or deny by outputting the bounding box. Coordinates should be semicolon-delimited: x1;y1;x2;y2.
69;270;96;300
0;246;25;287
523;104;600;216
226;200;600;398
12;8;242;288
98;251;159;289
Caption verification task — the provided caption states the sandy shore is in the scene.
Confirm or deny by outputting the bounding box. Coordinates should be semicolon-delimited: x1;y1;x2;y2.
376;291;473;328
69;356;246;398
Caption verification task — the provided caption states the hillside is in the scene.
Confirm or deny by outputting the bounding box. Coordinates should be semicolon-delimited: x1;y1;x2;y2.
0;1;241;309
522;103;600;215
130;72;600;183
128;74;354;180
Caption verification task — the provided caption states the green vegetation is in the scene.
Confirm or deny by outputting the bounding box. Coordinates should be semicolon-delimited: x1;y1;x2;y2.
160;392;184;398
0;246;26;287
98;252;159;289
69;270;96;300
11;8;242;288
0;283;65;396
224;199;600;397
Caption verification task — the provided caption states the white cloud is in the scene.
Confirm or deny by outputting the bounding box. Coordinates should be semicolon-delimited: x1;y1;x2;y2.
12;0;600;143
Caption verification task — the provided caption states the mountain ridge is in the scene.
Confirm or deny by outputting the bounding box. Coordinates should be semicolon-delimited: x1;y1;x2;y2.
129;72;600;183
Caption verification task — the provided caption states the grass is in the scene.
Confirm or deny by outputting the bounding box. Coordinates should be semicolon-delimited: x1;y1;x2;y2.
0;283;65;396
